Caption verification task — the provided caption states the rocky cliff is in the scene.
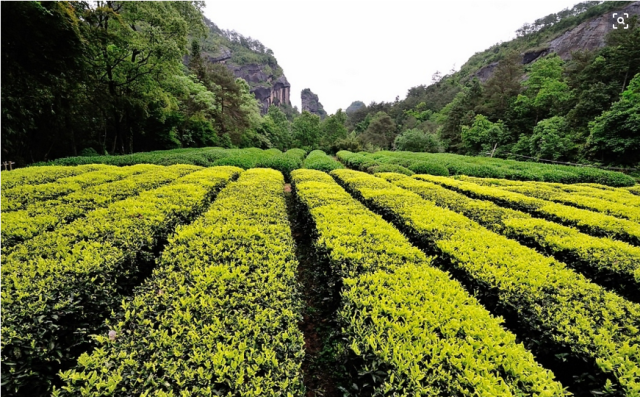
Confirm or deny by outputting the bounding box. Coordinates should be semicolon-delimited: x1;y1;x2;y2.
231;64;291;113
301;88;327;119
199;18;291;114
472;2;640;82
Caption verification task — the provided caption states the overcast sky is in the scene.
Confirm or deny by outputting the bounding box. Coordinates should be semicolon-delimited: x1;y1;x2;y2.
204;0;581;114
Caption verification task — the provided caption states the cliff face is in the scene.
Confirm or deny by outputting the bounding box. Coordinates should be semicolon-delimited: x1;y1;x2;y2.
544;2;640;61
231;64;291;113
199;18;291;114
473;2;640;82
301;88;327;119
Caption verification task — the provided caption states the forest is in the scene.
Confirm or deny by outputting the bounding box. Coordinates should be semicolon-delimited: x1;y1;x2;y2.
347;1;640;168
2;1;639;169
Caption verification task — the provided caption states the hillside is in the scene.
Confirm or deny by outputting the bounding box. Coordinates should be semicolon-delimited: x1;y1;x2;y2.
345;1;640;168
196;17;293;114
470;1;640;82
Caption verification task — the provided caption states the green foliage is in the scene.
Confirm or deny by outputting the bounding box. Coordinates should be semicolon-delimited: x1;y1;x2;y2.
261;105;292;151
54;169;305;396
334;169;640;396
255;148;306;181
394;128;443;152
426;175;640;246
320;109;348;152
384;173;640;302
461;115;508;154
302;150;344;172
333;131;362;152
588;73;640;165
1;165;168;250
407;161;450;176
369;164;414;175
528;116;575;160
1;166;241;395
292;169;565;396
337;150;634;187
359;111;396;149
292;111;322;151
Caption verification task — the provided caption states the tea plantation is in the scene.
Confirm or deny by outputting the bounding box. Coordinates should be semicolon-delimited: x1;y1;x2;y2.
2;148;638;396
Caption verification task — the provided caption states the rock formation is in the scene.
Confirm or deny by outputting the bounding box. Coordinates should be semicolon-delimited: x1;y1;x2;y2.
473;2;640;82
346;101;366;114
231;64;291;113
301;88;327;119
199;17;292;114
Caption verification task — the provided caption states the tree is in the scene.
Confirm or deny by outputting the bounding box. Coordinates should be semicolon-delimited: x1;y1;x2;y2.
438;78;483;151
1;2;88;164
587;73;640;165
292;111;321;150
478;51;523;120
80;1;205;154
523;54;574;121
605;16;640;92
320;109;348;151
359;111;396;149
529;116;574;160
461;115;509;155
394;129;443;152
258;105;291;150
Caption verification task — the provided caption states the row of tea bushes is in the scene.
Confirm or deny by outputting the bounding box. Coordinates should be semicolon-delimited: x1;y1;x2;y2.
1;164;111;190
33;147;228;167
55;169;305;396
496;184;640;223
460;176;640;208
303;150;344;172
1;165;184;250
419;175;640;246
1;165;155;212
379;173;640;302
291;169;565;396
336;150;636;187
332;169;640;396
1;167;242;395
628;185;640;196
254;148;307;181
34;147;293;170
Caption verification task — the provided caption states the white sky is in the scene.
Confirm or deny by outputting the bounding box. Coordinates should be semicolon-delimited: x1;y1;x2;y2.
203;0;581;114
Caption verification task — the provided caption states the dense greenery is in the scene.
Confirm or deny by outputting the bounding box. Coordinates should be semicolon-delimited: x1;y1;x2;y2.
5;2;636;171
334;169;640;396
292;169;565;395
3;161;640;395
1;166;241;394
337;150;636;187
344;3;640;168
55;169;305;396
1;2;301;166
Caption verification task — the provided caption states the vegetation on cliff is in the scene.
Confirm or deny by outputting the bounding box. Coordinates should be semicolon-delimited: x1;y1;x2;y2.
346;2;640;168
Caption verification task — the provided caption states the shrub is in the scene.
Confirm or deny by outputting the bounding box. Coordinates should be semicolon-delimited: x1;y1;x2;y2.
368;164;414;176
303;150;344;172
408;161;450;176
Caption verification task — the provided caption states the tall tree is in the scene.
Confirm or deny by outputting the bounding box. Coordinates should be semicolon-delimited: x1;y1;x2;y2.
359;111;396;149
2;2;87;164
320;109;348;151
477;51;523;120
587;73;640;165
80;1;205;154
292;111;321;150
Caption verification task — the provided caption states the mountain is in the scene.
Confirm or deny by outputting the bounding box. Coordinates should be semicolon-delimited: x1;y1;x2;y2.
344;0;640;167
346;101;366;114
472;1;640;82
301;88;327;119
197;17;292;114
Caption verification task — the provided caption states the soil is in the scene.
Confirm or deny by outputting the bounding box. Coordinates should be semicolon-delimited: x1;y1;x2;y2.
283;183;340;397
